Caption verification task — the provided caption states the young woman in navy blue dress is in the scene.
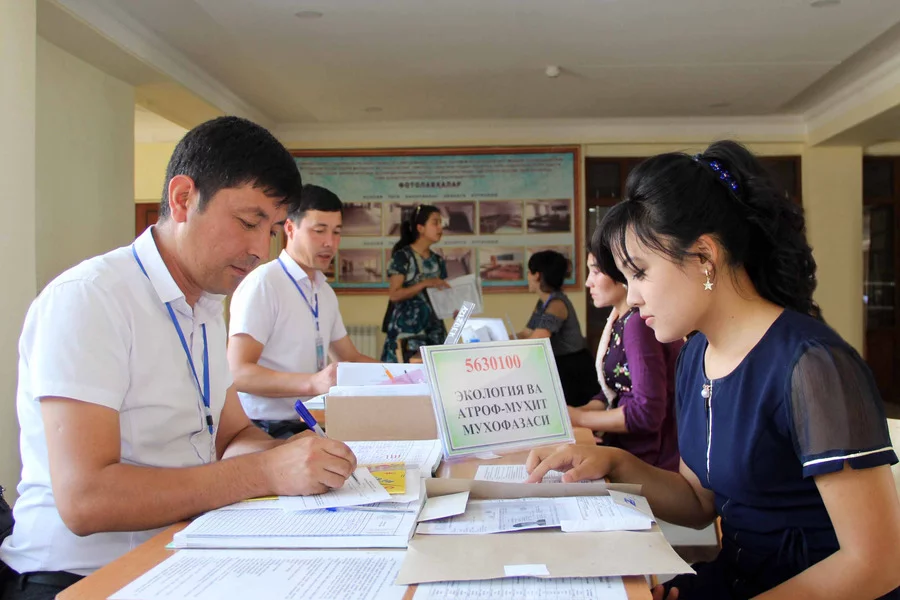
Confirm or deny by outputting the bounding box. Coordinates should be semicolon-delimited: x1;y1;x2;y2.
525;141;900;599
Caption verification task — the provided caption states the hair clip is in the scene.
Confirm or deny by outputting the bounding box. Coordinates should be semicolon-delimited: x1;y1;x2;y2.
692;155;740;194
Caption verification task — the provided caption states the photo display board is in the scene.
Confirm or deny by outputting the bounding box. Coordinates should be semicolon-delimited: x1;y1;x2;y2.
292;147;581;292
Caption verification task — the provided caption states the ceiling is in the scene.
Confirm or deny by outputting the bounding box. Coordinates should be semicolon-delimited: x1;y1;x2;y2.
87;0;900;124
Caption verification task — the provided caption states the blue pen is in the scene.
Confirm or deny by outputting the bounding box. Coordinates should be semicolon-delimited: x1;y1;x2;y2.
294;399;327;437
294;399;358;483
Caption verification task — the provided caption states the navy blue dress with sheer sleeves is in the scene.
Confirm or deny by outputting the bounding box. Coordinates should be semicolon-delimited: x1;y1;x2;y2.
666;309;899;600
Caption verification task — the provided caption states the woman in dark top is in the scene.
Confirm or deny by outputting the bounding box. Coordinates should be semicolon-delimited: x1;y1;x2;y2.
569;239;681;472
381;205;450;362
526;141;900;599
518;250;600;406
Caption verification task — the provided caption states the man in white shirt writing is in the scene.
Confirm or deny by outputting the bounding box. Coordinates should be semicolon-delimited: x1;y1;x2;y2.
0;117;356;600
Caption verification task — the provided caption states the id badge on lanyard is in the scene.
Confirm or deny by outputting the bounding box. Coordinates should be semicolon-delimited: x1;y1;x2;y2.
315;331;326;371
278;258;325;371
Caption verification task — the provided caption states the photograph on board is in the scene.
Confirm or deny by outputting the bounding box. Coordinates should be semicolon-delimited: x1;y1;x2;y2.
435;247;474;279
478;247;525;282
383;202;416;237
525;199;571;233
435;201;476;235
338;249;382;283
342;201;382;236
478;200;524;234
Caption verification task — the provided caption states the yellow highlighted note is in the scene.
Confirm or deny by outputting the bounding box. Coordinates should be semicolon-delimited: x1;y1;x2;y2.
367;463;407;494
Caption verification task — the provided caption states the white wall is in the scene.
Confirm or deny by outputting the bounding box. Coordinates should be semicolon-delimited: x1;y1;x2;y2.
36;37;134;289
0;0;37;502
0;35;135;501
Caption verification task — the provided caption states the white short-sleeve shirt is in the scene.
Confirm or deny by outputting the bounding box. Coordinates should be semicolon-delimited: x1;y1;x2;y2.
0;227;232;576
229;250;347;420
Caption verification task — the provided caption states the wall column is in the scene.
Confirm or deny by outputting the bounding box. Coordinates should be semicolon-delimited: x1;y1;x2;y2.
0;0;37;501
802;146;864;352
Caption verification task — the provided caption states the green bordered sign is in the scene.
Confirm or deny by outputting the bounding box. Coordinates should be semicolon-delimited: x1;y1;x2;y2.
421;338;574;459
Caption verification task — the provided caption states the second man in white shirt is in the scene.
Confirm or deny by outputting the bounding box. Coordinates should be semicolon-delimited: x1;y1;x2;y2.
228;184;377;437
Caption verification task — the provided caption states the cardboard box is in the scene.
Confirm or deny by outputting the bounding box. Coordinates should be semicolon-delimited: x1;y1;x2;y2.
325;394;438;441
395;478;694;585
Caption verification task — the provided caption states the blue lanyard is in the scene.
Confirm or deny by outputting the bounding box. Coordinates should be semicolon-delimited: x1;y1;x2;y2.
131;246;213;435
277;258;319;332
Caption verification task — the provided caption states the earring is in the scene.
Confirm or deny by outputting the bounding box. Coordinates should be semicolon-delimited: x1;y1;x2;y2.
703;269;714;291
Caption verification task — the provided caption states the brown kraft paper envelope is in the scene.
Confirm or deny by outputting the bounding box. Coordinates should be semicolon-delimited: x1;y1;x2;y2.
325;394;438;441
395;478;694;585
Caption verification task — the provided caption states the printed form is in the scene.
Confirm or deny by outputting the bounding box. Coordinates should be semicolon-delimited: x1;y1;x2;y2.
219;468;390;512
474;464;566;483
416;496;653;535
173;507;418;548
415;576;627;600
109;549;407;600
346;440;443;475
276;468;390;511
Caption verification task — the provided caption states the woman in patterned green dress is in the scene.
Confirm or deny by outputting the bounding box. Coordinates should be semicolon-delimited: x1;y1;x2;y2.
381;205;450;362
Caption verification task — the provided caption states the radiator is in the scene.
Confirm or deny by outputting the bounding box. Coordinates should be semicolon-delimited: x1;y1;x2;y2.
345;324;381;359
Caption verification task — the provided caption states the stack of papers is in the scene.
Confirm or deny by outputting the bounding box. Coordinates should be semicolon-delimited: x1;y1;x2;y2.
173;506;419;549
110;549;408;600
347;439;443;476
222;468;390;512
415;576;627;600
178;460;430;549
302;363;430;409
326;383;431;397
336;362;427;386
474;464;567;483
416;491;655;535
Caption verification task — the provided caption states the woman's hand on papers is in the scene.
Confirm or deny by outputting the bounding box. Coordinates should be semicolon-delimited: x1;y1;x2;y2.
425;278;451;290
524;444;624;484
261;436;358;496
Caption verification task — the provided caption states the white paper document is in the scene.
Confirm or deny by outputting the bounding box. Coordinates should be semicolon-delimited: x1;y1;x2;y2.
417;498;562;534
557;494;654;532
303;394;327;410
109;549;407;600
336;363;427;386
415;576;627;600
427;274;483;319
276;468;390;511
173;507;418;549
417;495;655;535
346;439;443;475
418;491;471;522
327;383;431;397
474;464;567;483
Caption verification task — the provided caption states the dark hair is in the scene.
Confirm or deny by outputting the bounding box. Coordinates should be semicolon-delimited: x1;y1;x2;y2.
528;250;568;292
588;227;626;284
392;204;440;255
159;116;302;219
288;184;343;222
596;140;820;319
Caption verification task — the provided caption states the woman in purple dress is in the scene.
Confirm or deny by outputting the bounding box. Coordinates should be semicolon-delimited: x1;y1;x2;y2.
568;229;681;471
